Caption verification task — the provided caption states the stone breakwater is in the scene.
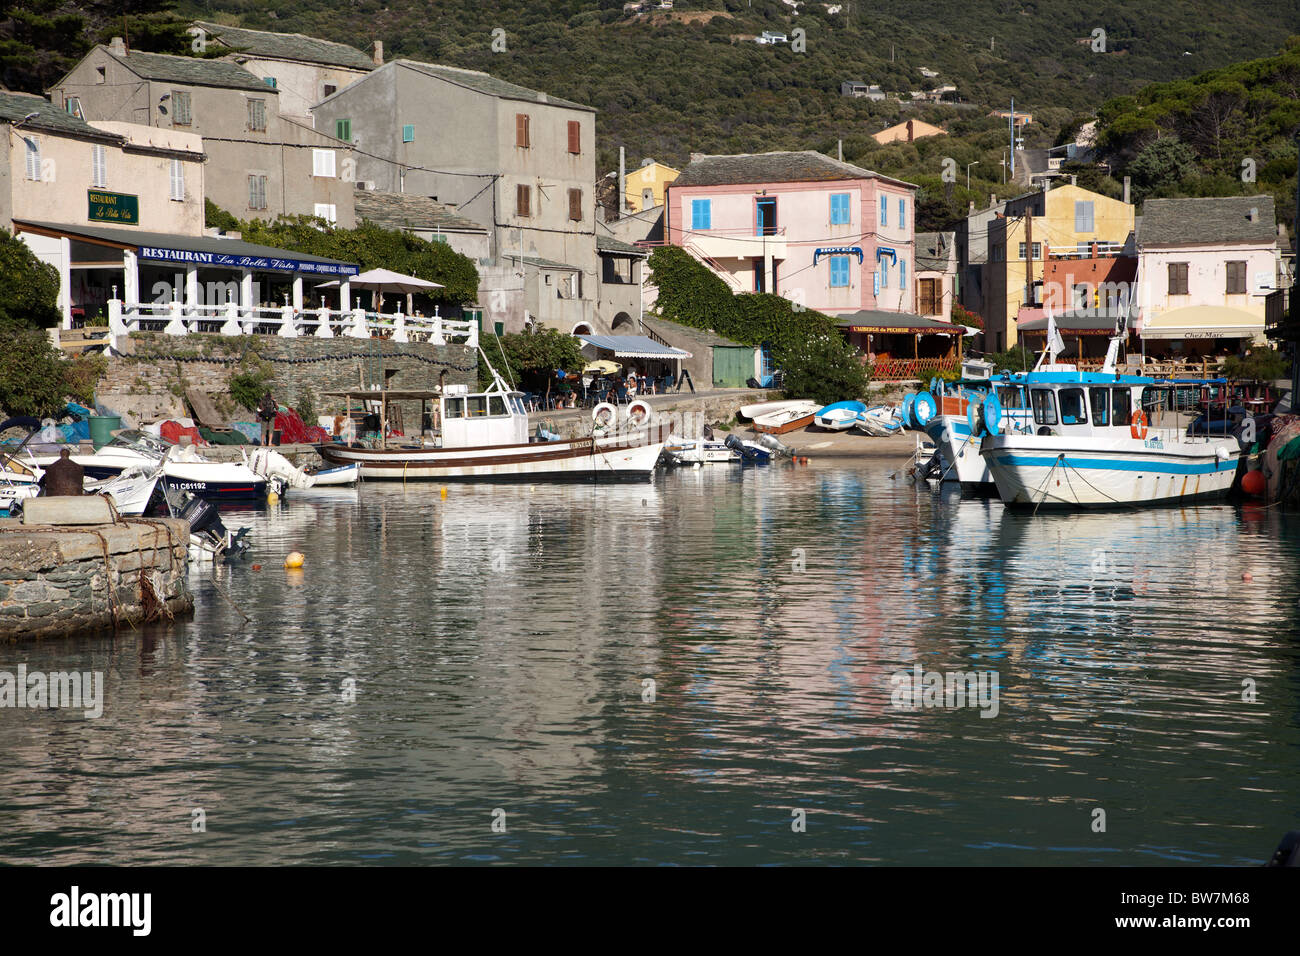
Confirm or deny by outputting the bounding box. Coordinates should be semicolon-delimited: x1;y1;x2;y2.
0;518;192;642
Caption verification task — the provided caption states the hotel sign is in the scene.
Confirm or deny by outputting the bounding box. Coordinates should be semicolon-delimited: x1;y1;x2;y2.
813;246;864;265
138;245;360;276
88;190;139;225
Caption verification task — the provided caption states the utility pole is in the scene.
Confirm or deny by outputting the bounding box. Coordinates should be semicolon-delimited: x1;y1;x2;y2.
1009;99;1016;178
837;139;843;162
1024;209;1034;316
619;146;626;218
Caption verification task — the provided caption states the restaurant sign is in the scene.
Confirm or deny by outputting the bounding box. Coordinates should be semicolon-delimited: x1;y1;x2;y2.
88;190;139;225
138;245;360;276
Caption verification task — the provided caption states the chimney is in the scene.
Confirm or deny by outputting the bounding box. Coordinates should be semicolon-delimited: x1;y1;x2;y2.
372;40;383;65
906;119;915;142
1123;176;1131;205
109;36;126;56
1069;174;1077;186
1248;206;1259;222
991;194;997;205
690;152;705;163
968;200;976;214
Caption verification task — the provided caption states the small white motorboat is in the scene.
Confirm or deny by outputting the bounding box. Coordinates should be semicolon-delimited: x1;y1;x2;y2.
739;399;805;420
854;404;904;437
664;435;739;466
86;463;164;515
304;462;360;486
751;401;819;435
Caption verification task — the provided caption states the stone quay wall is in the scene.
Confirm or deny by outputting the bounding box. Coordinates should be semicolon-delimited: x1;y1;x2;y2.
0;518;192;642
99;333;479;429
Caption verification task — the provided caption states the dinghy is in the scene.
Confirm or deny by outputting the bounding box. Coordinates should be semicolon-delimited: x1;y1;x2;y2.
814;401;867;431
853;404;904;437
751;401;819;435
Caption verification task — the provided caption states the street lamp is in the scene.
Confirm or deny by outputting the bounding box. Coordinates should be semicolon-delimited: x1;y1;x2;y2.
966;161;980;190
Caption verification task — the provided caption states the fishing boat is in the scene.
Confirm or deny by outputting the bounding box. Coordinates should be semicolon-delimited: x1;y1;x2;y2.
316;354;665;482
814;401;867;431
853;404;905;437
914;380;1032;492
978;317;1242;509
31;430;273;502
750;401;819;435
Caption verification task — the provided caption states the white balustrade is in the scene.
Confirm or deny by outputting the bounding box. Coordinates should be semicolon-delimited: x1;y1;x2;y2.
163;299;187;336
278;305;298;338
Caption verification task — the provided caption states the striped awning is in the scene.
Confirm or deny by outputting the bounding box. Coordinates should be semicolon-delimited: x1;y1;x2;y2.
577;334;692;359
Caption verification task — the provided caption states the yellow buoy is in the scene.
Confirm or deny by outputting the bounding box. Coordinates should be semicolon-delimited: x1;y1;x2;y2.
267;490;280;505
440;487;447;499
284;551;305;569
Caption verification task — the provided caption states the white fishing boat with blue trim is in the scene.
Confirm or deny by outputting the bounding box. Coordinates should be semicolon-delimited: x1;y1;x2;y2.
977;317;1242;509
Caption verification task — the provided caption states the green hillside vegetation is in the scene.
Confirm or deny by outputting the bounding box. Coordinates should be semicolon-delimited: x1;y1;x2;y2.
1094;38;1300;223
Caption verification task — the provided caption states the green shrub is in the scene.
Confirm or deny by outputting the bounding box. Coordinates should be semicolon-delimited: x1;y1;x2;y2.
295;388;317;427
777;332;872;407
985;345;1037;373
230;368;272;413
1223;347;1290;382
0;329;96;417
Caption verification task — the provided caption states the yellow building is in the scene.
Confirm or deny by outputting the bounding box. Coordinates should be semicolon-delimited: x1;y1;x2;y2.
983;183;1134;349
872;119;946;145
624;160;679;212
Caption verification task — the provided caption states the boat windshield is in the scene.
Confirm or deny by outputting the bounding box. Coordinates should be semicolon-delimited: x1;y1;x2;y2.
107;430;170;457
1030;389;1058;426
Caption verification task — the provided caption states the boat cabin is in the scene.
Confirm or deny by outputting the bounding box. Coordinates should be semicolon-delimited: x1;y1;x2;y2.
440;383;530;448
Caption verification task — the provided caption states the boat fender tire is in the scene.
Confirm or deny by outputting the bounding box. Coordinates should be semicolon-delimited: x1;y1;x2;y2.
592;402;618;431
967;395;986;437
913;392;937;427
981;394;1002;437
626;399;653;427
1130;408;1149;440
901;394;917;429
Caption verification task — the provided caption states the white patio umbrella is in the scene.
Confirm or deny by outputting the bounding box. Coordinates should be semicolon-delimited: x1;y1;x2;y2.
318;268;443;311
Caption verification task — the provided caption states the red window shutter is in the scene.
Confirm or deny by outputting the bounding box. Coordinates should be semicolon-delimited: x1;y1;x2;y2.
516;113;529;148
567;120;580;154
517;184;530;217
569;188;582;221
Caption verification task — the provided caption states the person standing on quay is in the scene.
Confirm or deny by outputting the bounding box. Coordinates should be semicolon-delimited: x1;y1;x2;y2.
258;390;278;446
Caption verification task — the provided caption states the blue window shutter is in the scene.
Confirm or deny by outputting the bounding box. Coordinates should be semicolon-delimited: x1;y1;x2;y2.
830;256;849;287
880;195;888;225
402;124;415;143
900;259;907;289
830;193;850;225
265;77;277;88
899;198;906;229
692;199;710;230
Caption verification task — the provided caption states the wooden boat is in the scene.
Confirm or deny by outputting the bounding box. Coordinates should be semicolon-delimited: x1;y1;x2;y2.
317;361;665;482
739;399;805;420
751;401;819;435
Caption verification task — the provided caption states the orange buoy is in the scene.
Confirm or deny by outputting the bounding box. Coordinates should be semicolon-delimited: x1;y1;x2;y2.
1241;470;1266;498
1242;571;1254;582
251;564;262;571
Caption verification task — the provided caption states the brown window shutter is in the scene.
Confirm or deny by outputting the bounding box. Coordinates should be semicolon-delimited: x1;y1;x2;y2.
516;113;529;148
567;120;580;154
517;184;530;217
568;188;582;221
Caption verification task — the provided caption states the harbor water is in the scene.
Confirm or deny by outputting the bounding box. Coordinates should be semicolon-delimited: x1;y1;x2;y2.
2;464;1298;865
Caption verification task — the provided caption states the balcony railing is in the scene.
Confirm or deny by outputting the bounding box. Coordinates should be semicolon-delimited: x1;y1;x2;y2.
870;356;959;381
106;299;478;351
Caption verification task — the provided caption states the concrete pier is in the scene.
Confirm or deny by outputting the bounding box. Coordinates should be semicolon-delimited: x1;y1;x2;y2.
0;517;192;642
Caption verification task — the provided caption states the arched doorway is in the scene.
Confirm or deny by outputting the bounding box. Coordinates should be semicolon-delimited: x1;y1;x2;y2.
611;312;634;332
571;322;593;336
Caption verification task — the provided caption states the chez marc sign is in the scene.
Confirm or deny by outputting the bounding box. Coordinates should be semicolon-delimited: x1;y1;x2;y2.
138;245;359;276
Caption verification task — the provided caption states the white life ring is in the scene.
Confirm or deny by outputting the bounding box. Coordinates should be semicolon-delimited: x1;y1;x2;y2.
626;399;653;428
592;402;618;433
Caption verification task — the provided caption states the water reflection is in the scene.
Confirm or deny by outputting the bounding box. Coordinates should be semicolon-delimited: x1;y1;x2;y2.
1;466;1296;865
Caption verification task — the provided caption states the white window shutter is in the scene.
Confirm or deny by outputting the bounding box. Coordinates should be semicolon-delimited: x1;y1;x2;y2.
170;159;184;200
312;149;336;178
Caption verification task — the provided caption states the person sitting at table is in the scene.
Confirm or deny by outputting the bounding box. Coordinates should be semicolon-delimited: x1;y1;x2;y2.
627;372;638;397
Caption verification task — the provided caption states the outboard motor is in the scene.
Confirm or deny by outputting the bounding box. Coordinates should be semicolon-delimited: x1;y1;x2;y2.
180;495;249;560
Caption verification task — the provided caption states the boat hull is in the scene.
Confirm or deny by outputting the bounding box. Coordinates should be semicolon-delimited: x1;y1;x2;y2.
982;434;1241;509
752;412;816;435
317;432;665;481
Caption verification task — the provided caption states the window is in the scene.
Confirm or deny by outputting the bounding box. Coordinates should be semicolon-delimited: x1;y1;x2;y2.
467;396;488;417
66;96;83;118
1058;388;1087;425
1031;389;1058;426
880;195;888;226
1090;388;1110;426
169;159;184;201
1017;241;1042;260
830;192;850;225
691;198;711;230
1074;200;1094;232
402;124;415;143
334;118;351;141
264;77;277;89
568;188;583;221
918;277;940;315
900;258;907;289
997;385;1025;409
248;174;268;210
323;84;337;98
1168;262;1189;295
567;120;581;154
489;396;507;417
23;137;39;181
516;183;531;217
247;98;266;132
444;397;465;419
830;256;850;288
314;203;337;224
95;66;106;85
898;197;906;229
515;113;530;148
1226;260;1247;294
312;148;336;178
91;145;106;188
172;90;192;126
991;245;1005;262
1112;387;1131;425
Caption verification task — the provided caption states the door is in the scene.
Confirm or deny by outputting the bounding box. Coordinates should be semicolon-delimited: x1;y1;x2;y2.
755;197;778;236
712;346;754;388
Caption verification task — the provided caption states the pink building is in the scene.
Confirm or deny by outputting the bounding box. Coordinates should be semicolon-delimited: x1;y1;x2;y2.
665;151;918;316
